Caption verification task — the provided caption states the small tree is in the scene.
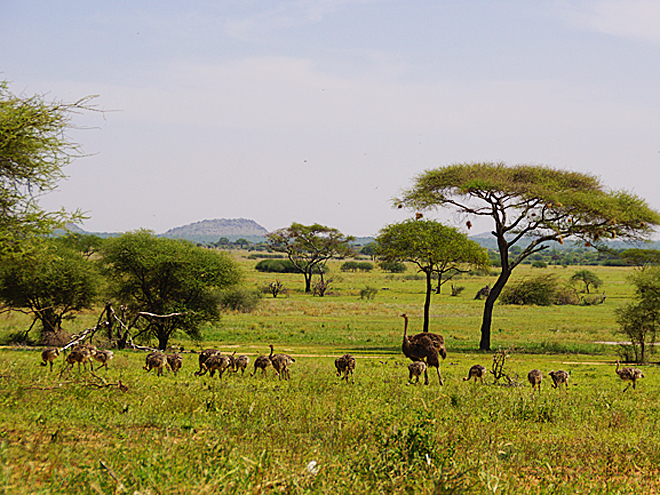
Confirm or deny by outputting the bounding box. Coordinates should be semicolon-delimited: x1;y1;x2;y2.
267;223;355;293
376;219;489;332
0;238;100;343
100;230;242;349
615;267;660;363
570;269;603;294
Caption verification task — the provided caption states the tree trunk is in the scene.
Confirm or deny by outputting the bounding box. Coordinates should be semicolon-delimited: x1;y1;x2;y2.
479;265;511;351
423;270;432;332
304;272;312;293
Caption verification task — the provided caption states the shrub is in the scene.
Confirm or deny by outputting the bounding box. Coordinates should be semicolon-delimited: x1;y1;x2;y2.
254;259;298;273
359;286;378;300
379;261;407;273
218;287;262;313
532;261;548;268
341;261;374;272
500;274;558;306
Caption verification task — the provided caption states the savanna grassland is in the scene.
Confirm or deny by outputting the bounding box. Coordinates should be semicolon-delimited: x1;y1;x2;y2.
0;255;658;494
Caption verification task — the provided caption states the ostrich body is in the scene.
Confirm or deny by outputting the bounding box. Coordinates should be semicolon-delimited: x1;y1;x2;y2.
548;370;569;392
615;360;644;391
63;344;96;373
528;369;543;392
40;348;60;371
269;344;295;381
233;354;250;375
251;355;272;377
93;349;114;371
408;361;427;384
400;314;446;385
166;353;183;376
195;349;220;376
203;353;233;378
464;364;487;384
144;351;168;376
335;354;356;383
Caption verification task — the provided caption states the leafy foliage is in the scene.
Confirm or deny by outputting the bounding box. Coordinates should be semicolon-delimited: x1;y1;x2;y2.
0;238;100;341
218;287;262;313
0;81;93;245
500;274;560;306
100;230;242;349
570;269;603;294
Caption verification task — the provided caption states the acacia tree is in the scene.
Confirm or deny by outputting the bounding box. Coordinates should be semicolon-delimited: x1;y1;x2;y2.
100;230;242;350
0;81;93;246
267;223;355;293
0;238;100;344
376;218;489;332
397;162;660;350
570;269;603;294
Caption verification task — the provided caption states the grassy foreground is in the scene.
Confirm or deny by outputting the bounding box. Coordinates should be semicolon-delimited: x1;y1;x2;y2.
0;259;658;494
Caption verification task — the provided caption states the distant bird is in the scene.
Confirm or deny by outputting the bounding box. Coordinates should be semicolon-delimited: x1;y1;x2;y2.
463;364;487;384
615;360;644;392
40;348;60;371
401;314;446;385
335;354;356;383
528;369;543;392
407;361;427;385
269;344;295;381
548;370;569;393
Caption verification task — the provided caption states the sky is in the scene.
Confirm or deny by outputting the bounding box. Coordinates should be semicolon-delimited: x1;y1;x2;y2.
2;1;660;237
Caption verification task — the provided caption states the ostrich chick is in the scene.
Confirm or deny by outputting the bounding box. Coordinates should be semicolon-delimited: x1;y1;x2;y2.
144;352;168;376
548;370;569;393
528;369;543;392
233;354;250;375
40;348;60;371
408;361;427;385
93;349;114;371
335;354;356;383
166;352;183;376
269;344;295;381
463;364;487;384
251;355;272;377
615;360;644;391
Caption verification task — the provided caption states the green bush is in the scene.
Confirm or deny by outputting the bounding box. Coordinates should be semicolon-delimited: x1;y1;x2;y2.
500;274;558;306
379;261;407;273
254;259;298;273
341;261;374;272
218;287;262;313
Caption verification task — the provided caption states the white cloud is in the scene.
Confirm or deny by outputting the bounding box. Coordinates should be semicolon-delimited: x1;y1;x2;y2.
561;0;660;43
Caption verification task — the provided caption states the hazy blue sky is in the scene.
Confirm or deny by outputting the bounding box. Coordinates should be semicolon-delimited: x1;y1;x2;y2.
3;1;659;236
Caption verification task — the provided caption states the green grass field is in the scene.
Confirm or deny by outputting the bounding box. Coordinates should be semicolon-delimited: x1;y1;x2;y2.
0;256;657;494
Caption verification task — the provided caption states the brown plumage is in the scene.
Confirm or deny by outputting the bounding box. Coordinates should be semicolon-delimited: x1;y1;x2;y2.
400;314;446;385
194;349;220;376
166;352;183;376
93;349;114;371
40;348;60;371
548;370;569;393
615;360;644;391
269;344;295;381
203;353;233;378
335;354;356;383
144;351;168;376
463;364;487;384
528;369;543;392
233;354;250;375
63;344;96;373
251;354;272;377
408;361;427;385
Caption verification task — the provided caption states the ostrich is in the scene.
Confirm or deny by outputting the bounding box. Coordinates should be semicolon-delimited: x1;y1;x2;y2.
548;370;569;393
93;349;114;371
62;344;96;374
615;360;644;391
40;348;60;371
335;354;356;383
166;352;183;376
269;344;295;381
463;364;487;384
194;349;220;376
203;353;233;378
251;354;272;377
407;361;427;385
233;354;250;375
400;314;446;385
144;351;168;376
528;369;543;392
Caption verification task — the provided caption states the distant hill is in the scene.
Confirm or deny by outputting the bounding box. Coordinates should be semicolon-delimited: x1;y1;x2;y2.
160;218;269;244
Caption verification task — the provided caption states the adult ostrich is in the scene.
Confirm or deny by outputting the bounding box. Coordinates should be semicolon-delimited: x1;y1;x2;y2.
401;313;447;385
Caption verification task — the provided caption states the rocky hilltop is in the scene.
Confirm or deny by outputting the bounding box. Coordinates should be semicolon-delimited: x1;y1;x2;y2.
160;218;269;244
